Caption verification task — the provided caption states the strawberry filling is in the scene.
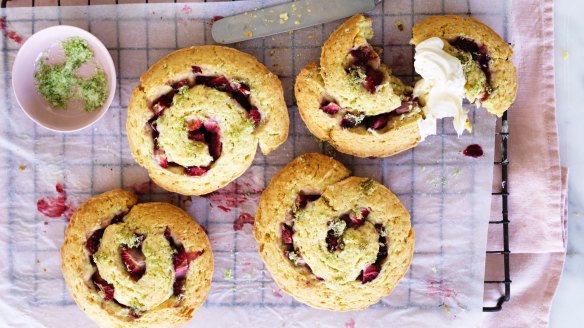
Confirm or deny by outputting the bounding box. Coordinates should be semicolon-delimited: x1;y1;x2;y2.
281;191;322;272
121;236;146;281
449;37;492;101
350;45;381;69
360;264;381;284
320;97;418;131
346;45;385;93
295;191;321;210
281;223;294;245
164;227;204;296
92;271;115;301
320;100;341;115
147;67;260;175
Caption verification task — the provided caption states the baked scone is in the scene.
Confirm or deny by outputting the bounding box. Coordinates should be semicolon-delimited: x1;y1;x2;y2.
61;189;213;328
127;46;289;195
411;15;517;117
254;153;414;311
295;14;423;158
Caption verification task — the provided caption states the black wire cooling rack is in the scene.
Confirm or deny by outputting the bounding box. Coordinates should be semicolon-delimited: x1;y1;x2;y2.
1;0;512;312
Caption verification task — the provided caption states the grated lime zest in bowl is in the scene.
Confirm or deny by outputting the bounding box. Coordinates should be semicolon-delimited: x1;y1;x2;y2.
34;36;109;112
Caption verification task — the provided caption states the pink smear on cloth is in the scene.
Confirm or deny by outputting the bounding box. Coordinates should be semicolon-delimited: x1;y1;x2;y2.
272;289;283;298
125;181;151;194
203;176;263;213
181;5;192;14
344;318;355;328
425;280;458;299
37;183;75;221
233;213;254;231
0;17;24;45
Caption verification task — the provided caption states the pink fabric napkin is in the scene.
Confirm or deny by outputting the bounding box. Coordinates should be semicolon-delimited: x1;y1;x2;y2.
483;0;567;326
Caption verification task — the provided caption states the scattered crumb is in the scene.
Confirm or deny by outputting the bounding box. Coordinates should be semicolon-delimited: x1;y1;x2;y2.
43;268;47;272
315;41;321;46
307;8;311;13
279;13;289;24
442;303;450;313
561;50;569;60
395;19;404;31
307;35;314;39
431;266;437;273
18;165;26;171
224;269;232;280
574;211;581;217
245;30;254;38
36;259;40;264
288;30;294;35
294;20;301;25
297;14;302;18
421;166;426;172
269;49;276;56
453;168;461;177
291;4;297;12
44;221;48;225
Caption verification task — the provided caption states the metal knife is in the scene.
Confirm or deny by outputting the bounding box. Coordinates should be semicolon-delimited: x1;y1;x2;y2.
211;0;379;44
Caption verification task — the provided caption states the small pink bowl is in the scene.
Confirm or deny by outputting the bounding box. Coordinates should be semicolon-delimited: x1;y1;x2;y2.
12;25;116;132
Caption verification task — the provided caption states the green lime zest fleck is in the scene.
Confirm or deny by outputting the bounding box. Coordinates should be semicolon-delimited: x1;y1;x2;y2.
62;37;93;70
35;61;77;108
34;36;108;112
78;69;108;112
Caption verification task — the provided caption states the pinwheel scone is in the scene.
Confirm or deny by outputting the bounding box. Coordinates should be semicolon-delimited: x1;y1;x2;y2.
61;190;213;328
411;15;517;117
295;14;423;158
296;62;421;158
254;153;414;311
127;46;289;195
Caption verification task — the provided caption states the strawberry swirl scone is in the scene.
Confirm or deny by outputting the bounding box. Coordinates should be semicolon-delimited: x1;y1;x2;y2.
295;14;517;156
61;190;213;328
254;153;414;311
295;14;422;158
411;15;517;118
127;46;288;195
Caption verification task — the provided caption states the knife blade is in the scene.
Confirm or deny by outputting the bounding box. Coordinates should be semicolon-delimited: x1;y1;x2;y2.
211;0;378;44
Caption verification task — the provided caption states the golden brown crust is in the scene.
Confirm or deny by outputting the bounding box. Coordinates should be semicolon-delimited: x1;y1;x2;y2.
411;15;517;116
127;46;289;195
61;190;213;328
295;62;421;158
319;14;403;115
254;153;414;311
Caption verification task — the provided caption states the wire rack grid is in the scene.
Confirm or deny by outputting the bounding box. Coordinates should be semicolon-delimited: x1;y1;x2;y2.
0;0;511;317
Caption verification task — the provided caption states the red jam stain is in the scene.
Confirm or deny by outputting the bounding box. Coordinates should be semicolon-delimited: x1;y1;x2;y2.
125;181;151;194
203;173;263;213
233;212;255;231
0;17;24;45
272;288;283;298
345;318;355;328
181;5;192;14
463;144;484;158
211;16;224;25
425;280;458;299
37;183;69;219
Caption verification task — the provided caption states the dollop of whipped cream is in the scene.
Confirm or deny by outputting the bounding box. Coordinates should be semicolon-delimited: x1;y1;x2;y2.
413;37;469;140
